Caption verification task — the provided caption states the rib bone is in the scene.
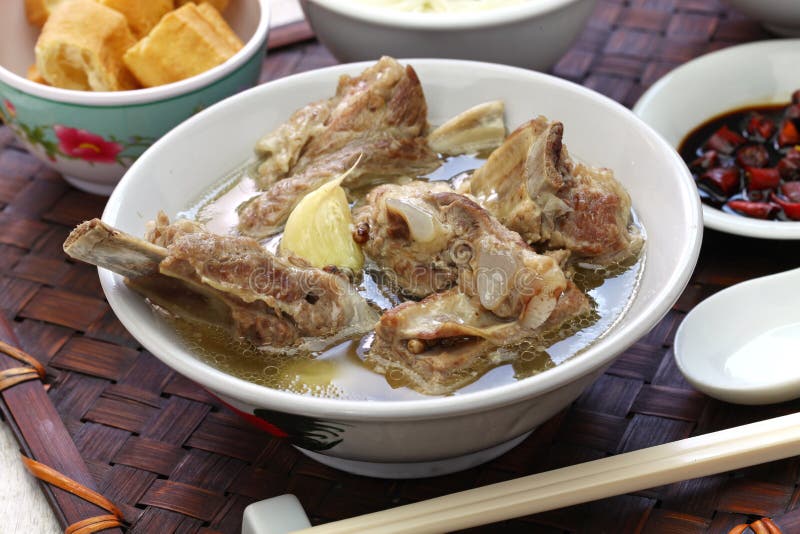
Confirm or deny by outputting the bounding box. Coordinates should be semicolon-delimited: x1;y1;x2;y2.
64;217;378;350
63;219;166;278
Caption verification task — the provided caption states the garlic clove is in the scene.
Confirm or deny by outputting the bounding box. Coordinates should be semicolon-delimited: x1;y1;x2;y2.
280;173;364;271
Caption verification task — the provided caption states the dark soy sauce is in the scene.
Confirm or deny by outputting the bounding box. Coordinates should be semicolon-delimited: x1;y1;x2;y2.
678;102;798;220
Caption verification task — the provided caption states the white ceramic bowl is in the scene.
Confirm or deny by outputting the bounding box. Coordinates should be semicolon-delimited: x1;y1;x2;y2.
633;39;800;240
723;0;800;37
100;60;702;478
298;0;596;71
0;0;269;195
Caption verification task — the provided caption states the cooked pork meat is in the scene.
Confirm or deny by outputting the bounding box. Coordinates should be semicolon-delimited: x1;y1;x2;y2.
369;279;590;393
353;181;454;297
541;279;592;331
369;289;496;392
463;117;642;264
354;182;567;314
239;136;437;238
355;183;589;389
548;163;640;261
255;56;431;186
238;56;440;238
254;100;331;187
63;215;378;350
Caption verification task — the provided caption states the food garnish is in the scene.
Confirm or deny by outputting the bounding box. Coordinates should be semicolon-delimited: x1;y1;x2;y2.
679;90;800;221
280;164;365;271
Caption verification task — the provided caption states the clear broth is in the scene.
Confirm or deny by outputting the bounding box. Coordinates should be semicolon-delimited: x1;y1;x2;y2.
172;155;644;400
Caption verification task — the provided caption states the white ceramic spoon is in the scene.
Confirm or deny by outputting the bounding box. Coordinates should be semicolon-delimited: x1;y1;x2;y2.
674;267;800;405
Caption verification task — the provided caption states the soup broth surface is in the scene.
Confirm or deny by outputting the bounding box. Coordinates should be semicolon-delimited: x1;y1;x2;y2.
172;154;644;400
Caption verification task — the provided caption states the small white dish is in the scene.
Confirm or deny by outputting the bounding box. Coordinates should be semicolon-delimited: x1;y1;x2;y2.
633;39;800;240
674;267;800;405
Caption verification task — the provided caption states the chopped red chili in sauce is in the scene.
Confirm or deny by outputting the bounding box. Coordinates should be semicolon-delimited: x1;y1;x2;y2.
678;89;800;221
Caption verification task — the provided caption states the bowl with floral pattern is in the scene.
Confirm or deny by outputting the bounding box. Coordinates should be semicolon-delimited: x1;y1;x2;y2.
0;0;269;196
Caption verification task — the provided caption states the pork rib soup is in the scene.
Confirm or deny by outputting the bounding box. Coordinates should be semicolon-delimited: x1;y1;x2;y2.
64;57;645;399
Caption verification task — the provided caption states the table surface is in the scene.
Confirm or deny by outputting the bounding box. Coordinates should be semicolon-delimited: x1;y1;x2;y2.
2;2;800;533
0;423;60;533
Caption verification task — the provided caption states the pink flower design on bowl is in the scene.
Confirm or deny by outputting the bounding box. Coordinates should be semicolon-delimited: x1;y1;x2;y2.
54;125;122;163
3;99;15;118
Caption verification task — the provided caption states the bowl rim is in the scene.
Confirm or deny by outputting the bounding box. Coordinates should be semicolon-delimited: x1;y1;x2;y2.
632;38;800;240
301;0;587;30
102;59;702;421
0;0;270;106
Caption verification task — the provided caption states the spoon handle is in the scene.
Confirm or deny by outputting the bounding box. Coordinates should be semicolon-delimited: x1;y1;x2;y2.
296;412;800;534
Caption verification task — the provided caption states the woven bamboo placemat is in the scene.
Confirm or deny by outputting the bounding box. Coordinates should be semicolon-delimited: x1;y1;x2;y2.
2;1;800;532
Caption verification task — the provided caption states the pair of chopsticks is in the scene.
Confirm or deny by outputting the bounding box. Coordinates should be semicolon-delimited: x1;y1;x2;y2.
295;412;800;533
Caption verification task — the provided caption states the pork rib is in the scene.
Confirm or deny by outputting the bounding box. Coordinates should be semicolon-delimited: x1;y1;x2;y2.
354;182;568;321
64;216;378;350
369;280;590;394
354;183;591;390
238;56;440;238
239;135;437;238
463;117;642;264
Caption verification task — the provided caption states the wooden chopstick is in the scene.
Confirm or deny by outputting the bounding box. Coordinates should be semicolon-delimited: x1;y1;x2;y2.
294;412;800;534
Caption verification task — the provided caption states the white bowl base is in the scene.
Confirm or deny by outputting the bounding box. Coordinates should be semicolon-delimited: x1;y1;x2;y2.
295;431;533;479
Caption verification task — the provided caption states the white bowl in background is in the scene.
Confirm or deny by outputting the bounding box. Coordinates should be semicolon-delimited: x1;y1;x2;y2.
100;59;702;478
723;0;800;37
298;0;596;71
633;39;800;240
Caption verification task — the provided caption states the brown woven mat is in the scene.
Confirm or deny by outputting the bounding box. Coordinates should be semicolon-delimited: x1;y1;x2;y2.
2;2;800;533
